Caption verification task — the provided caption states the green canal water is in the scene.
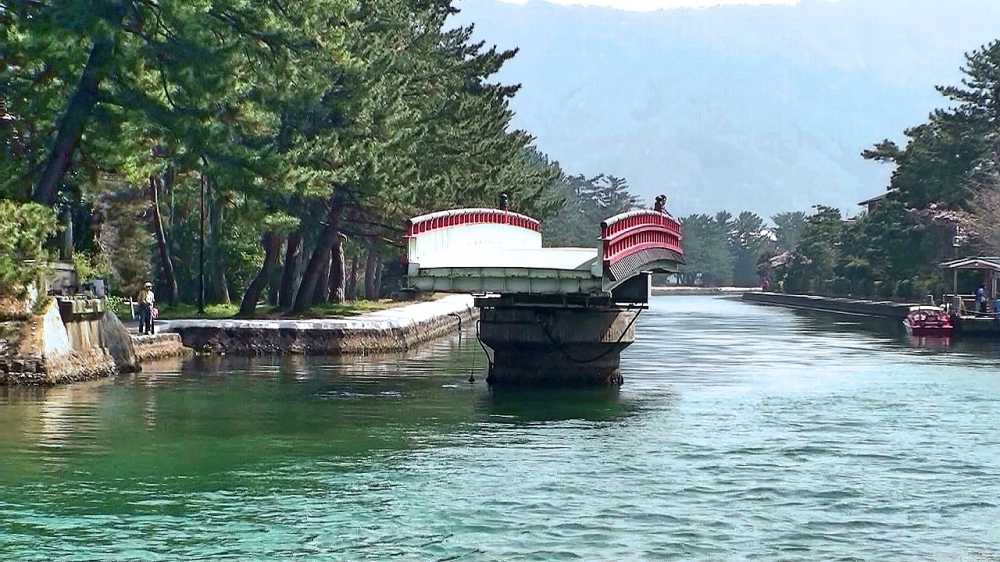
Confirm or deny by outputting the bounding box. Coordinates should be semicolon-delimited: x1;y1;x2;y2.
2;296;1000;560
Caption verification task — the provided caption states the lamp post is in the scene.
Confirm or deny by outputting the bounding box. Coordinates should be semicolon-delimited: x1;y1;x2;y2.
198;173;206;315
952;225;962;313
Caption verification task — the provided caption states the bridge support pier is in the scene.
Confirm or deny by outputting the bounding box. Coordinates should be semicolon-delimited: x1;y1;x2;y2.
477;299;641;386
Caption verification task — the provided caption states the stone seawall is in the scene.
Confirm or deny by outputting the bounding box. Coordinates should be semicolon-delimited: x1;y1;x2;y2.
131;333;190;362
742;292;914;319
167;295;478;355
1;299;117;385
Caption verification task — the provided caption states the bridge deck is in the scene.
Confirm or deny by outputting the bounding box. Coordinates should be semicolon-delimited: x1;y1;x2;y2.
415;247;597;271
410;248;604;294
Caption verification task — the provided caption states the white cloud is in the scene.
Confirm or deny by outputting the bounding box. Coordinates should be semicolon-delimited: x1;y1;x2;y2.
494;0;808;11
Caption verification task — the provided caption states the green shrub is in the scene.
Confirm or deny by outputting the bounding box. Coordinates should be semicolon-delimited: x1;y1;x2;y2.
852;279;875;299
105;295;131;318
895;278;916;300
876;281;895;299
0;200;58;298
830;277;851;296
72;252;112;283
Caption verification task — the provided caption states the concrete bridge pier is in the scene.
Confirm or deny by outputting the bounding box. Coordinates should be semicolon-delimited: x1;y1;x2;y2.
477;300;641;386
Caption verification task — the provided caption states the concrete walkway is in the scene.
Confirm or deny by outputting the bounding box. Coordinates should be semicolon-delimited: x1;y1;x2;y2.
159;294;475;331
159;295;478;355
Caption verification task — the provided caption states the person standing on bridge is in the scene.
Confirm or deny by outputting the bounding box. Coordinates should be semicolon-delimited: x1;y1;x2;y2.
653;194;667;213
137;282;156;335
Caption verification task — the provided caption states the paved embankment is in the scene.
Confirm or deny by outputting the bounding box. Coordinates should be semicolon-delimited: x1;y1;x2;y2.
652;286;759;296
162;295;478;355
741;291;914;319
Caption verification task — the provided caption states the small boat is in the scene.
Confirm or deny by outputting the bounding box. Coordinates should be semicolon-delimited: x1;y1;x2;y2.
903;305;953;337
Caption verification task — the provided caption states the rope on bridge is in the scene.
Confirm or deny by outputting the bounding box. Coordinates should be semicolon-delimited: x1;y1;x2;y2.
475;319;495;378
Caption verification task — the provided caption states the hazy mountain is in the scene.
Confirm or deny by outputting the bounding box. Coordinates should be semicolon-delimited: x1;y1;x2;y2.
453;0;1000;219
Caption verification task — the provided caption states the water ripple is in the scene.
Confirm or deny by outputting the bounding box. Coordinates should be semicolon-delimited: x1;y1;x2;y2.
2;296;1000;560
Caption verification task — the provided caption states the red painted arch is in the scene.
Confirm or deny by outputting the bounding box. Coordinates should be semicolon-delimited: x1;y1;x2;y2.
600;210;684;275
405;208;540;238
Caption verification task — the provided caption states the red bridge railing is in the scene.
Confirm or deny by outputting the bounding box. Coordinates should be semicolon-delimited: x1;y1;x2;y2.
405;208;540;237
600;210;683;273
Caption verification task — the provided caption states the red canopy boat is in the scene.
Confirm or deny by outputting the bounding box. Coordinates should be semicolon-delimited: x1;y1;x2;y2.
903;305;953;337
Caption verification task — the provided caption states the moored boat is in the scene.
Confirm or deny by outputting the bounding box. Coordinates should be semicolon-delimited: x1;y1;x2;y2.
903;305;953;337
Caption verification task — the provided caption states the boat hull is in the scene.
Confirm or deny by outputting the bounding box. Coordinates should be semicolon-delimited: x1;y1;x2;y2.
905;324;953;337
903;319;953;338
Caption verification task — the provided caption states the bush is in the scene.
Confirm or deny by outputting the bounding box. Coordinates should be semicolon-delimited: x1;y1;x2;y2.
895;278;916;300
875;281;895;299
852;278;875;299
0;200;58;298
830;277;851;296
105;295;131;318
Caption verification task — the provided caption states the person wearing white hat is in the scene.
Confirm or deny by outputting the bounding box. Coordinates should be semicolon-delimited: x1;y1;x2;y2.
137;282;156;335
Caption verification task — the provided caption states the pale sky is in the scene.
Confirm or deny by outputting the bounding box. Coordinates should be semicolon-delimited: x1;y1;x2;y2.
496;0;809;11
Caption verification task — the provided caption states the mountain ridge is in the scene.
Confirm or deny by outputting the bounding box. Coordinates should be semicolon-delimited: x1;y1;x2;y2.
453;0;1000;218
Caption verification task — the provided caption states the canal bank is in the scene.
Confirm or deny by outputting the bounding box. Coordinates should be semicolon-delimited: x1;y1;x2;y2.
164;294;478;355
652;286;758;296
1;297;190;385
741;291;914;319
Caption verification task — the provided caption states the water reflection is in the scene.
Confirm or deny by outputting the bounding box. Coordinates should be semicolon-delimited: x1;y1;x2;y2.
482;387;635;423
4;296;1000;561
906;334;952;349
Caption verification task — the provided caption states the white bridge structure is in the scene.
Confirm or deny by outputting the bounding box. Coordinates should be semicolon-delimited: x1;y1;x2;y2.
404;207;684;298
403;206;684;386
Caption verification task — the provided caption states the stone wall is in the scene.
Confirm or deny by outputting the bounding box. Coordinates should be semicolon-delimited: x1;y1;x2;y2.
0;299;117;385
131;333;189;362
741;292;913;318
172;297;478;355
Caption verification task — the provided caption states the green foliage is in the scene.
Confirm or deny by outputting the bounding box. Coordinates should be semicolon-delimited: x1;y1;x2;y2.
104;294;129;318
729;211;773;286
772;211;806;250
543;173;639;247
784;206;843;294
0;200;58;298
156;302;239;320
71;251;111;282
895;278;916;300
0;0;609;312
863;40;1000;211
677;214;733;286
93;187;151;298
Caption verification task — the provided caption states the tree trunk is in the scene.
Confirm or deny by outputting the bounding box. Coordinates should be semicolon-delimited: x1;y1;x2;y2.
293;234;332;312
292;194;345;313
329;234;346;303
278;232;302;309
32;36;114;205
346;254;359;300
238;231;281;316
208;192;230;305
150;173;179;305
312;248;332;305
267;260;281;306
364;247;380;300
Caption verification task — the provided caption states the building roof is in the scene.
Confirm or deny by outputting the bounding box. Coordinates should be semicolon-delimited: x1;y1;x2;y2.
939;257;1000;271
857;189;898;207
